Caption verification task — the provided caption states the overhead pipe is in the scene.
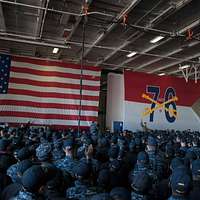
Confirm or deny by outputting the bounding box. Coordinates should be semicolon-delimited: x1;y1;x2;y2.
39;0;50;39
95;0;165;67
79;0;142;61
0;0;114;18
1;34;200;66
58;0;94;59
150;51;200;74
134;40;200;71
113;0;192;70
0;34;130;52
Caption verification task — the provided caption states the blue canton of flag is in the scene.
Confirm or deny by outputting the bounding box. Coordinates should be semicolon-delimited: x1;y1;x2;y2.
0;54;11;94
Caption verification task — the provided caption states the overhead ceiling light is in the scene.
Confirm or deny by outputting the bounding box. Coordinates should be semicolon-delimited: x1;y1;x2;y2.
158;73;165;76
53;48;59;54
127;51;137;58
150;36;165;44
179;64;190;70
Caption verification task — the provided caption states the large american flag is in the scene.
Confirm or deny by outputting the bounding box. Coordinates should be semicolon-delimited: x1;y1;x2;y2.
0;54;101;129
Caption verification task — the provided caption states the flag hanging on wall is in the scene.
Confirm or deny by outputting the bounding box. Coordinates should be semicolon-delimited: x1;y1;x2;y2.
0;54;101;128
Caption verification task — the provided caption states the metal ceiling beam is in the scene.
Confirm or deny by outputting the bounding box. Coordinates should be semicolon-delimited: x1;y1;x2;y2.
134;40;200;71
0;0;113;18
0;2;6;32
1;32;200;67
0;35;130;53
78;0;142;61
130;17;200;71
94;0;169;67
58;1;93;59
118;38;172;69
39;0;50;39
113;0;193;70
149;0;192;25
168;64;200;76
94;31;140;66
150;52;200;73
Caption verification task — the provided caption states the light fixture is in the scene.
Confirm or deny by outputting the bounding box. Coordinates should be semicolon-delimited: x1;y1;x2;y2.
179;64;190;70
150;36;165;44
126;51;137;58
158;73;165;76
53;48;59;54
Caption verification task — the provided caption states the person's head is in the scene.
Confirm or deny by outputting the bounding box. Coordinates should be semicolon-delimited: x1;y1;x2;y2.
109;147;119;161
165;144;174;158
73;162;90;181
15;147;31;161
191;159;200;181
131;171;151;194
192;138;199;147
137;151;149;166
109;159;121;172
176;136;181;143
170;158;184;171
147;136;157;151
63;140;73;156
180;138;186;147
170;168;192;197
110;187;131;200
22;165;46;193
129;140;136;152
97;169;110;188
36;143;51;162
111;136;118;145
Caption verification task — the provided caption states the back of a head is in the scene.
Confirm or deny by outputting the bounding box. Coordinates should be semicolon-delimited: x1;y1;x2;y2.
131;171;151;194
22;165;46;192
110;187;131;200
170;168;192;196
137;151;149;165
192;159;200;181
73;162;91;180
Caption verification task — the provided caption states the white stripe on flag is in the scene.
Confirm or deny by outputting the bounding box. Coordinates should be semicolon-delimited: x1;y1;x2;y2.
9;83;99;96
0;117;91;126
11;61;101;77
0;94;99;106
0;105;98;116
10;72;100;86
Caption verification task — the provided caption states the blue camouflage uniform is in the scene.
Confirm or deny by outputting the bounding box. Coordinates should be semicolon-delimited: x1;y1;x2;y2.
13;191;36;200
66;180;99;200
7;160;32;183
66;180;88;199
54;155;78;176
188;146;200;158
168;165;192;200
131;171;151;200
36;141;52;161
7;163;19;183
131;192;148;200
168;196;187;200
146;137;164;180
52;147;65;161
90;122;98;136
130;152;154;183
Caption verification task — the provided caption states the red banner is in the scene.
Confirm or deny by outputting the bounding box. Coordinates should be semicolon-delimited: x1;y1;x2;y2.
125;71;200;107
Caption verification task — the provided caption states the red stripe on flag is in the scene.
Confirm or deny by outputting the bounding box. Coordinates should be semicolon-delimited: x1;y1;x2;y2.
11;66;100;81
0;100;99;111
9;77;100;91
12;56;101;72
7;123;90;129
8;88;99;101
0;111;97;121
